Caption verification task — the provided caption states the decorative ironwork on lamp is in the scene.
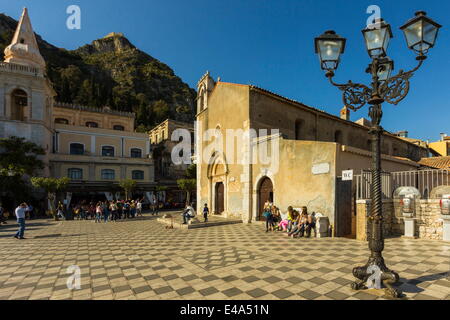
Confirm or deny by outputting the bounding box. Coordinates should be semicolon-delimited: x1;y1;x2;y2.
313;10;442;299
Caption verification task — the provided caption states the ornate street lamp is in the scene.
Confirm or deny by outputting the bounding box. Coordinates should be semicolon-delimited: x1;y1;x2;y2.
314;11;441;298
314;30;346;72
362;18;393;58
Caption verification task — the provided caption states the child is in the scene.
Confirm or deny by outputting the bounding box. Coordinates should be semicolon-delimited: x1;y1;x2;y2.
203;203;209;223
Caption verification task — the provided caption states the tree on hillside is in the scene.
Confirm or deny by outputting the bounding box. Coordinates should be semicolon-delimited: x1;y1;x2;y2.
152;100;170;124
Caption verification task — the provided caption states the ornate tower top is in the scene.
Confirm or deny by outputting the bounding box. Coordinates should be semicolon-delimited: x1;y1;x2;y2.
4;8;46;69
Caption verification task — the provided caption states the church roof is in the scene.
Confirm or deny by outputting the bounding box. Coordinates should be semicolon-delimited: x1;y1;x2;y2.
212;81;429;152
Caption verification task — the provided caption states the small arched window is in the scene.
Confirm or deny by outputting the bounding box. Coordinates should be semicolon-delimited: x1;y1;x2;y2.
113;125;125;131
334;130;343;144
86;122;98;128
295;120;302;140
70;143;84;155
198;88;206;112
11;89;28;121
132;170;144;180
130;148;142;158
68;168;83;180
102;146;115;157
55;118;69;125
101;169;115;180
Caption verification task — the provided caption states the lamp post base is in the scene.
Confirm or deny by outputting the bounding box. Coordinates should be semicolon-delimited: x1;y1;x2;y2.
351;256;402;299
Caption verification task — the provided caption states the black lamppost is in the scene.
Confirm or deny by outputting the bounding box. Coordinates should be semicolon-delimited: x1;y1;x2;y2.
314;11;441;298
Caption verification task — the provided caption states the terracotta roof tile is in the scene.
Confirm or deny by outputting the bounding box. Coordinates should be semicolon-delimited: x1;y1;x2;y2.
419;156;450;169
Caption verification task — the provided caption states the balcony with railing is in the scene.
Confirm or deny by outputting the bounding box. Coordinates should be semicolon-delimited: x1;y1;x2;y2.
0;62;43;77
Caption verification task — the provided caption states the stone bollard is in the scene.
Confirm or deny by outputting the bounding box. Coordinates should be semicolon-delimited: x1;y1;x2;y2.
315;213;330;238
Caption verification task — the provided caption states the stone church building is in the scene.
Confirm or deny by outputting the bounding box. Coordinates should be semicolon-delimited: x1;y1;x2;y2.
195;72;429;237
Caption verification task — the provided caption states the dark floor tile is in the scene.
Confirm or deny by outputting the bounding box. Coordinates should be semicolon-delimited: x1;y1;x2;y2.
272;289;293;299
176;287;195;296
199;287;219;296
153;286;174;295
246;288;268;298
222;287;243;297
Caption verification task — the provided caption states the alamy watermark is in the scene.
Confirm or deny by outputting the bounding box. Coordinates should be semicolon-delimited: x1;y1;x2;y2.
170;121;280;175
66;5;81;30
66;265;81;290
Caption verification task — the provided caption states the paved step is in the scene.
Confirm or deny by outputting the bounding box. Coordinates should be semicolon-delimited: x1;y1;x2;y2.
157;215;242;229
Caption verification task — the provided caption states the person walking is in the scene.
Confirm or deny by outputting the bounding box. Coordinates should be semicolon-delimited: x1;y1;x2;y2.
136;200;143;217
103;201;110;223
14;203;27;239
203;203;209;223
152;197;158;216
57;202;65;220
95;203;102;223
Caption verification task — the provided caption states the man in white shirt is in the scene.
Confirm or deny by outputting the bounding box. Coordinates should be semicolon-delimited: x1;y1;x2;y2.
182;203;196;224
14;203;28;239
136;200;142;217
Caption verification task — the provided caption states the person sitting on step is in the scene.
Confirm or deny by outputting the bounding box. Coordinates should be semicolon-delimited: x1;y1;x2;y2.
182;203;196;224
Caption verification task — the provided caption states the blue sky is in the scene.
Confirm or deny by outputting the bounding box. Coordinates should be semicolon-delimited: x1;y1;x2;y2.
1;0;449;142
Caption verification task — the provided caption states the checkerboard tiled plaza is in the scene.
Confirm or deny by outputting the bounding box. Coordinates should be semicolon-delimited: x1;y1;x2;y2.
0;213;449;300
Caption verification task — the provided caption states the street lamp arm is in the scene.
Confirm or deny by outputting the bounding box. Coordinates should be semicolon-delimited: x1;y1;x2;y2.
326;73;372;111
381;58;425;105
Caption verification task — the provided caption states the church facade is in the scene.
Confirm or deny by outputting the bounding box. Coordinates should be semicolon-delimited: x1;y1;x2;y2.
195;72;429;237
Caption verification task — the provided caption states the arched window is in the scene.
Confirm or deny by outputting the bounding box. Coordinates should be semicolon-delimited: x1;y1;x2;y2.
132;170;144;180
102;146;115;157
55;118;69;124
86;122;98;128
334;130;343;144
113;125;125;131
101;169;115;180
70;143;84;155
198;88;206;112
68;168;83;180
130;148;142;158
295;120;302;140
11;89;27;121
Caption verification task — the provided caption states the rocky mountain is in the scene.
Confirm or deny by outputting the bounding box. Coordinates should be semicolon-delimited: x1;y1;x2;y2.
0;14;196;131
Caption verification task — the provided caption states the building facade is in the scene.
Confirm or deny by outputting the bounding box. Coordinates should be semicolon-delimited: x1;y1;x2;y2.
149;119;194;205
195;72;429;237
429;133;450;157
0;9;155;203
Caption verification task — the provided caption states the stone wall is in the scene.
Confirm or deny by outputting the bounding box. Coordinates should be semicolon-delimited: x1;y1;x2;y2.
356;199;445;241
392;199;444;240
356;200;395;241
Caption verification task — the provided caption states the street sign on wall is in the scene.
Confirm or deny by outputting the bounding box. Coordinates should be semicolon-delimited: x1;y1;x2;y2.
342;170;354;181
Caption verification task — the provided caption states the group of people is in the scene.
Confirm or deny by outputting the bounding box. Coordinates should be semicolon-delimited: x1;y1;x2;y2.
262;201;316;238
61;199;145;222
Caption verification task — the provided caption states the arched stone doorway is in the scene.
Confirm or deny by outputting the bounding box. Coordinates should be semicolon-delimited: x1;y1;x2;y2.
258;177;273;221
215;182;224;215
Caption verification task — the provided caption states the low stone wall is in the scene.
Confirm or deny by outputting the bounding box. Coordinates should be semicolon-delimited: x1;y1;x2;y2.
392;199;444;240
356;199;445;241
356;200;394;241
